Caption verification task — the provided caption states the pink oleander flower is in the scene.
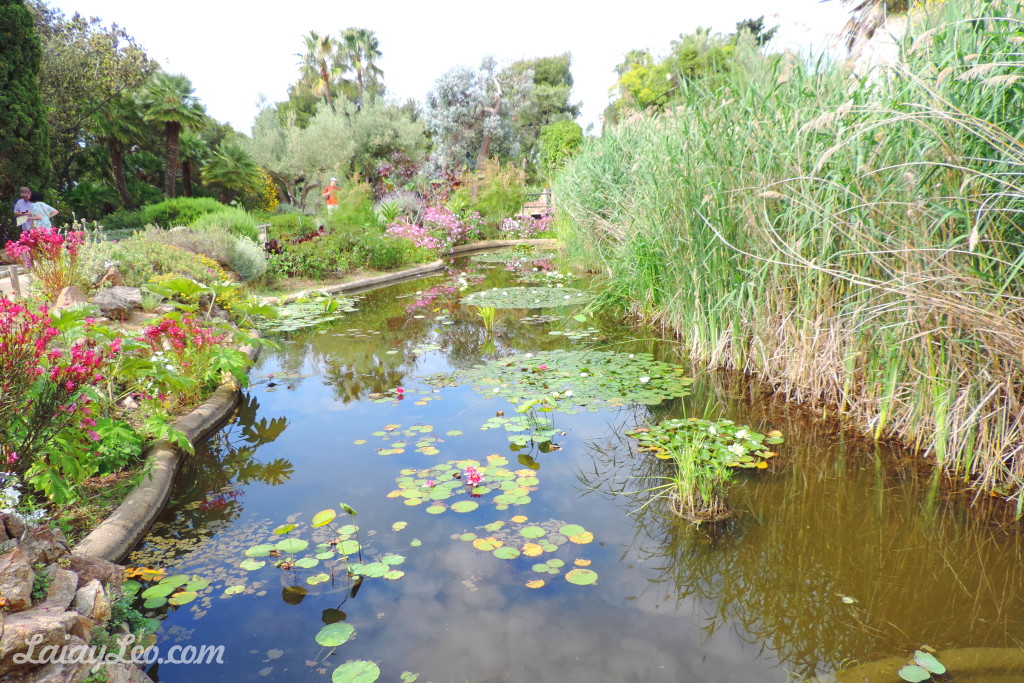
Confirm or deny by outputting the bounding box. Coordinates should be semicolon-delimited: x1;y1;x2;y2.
87;430;101;442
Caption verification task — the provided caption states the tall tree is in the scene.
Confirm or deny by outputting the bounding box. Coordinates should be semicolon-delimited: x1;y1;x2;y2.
503;53;580;171
201;140;262;201
90;94;145;208
178;131;209;197
297;31;343;113
338;28;383;111
140;72;206;198
28;1;154;188
0;0;51;204
735;16;778;47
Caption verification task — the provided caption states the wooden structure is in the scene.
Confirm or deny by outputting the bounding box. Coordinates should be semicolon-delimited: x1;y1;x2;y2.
520;189;554;219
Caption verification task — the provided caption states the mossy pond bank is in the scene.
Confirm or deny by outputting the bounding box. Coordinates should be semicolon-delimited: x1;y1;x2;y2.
124;253;1024;682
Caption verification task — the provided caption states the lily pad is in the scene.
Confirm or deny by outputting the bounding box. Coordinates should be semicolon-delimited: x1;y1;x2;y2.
316;622;355;647
451;500;479;513
312;509;337;528
307;573;330;586
295;557;319;569
223;585;245;596
897;665;932;683
463;286;593;310
565;568;599;586
521;526;546;539
140;583;177;599
914;651;946;675
493;547;521;560
273;524;298;535
245;544;276;558
240;559;266;571
167;591;198;606
276;538;309;555
332;660;380;683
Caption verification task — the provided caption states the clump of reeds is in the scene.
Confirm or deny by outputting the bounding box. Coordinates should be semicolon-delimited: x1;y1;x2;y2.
555;0;1024;511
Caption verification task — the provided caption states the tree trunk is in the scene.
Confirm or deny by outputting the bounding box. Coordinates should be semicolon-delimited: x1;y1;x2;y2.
357;68;364;112
164;121;181;198
475;77;503;169
182;160;194;197
109;141;133;209
321;65;335;113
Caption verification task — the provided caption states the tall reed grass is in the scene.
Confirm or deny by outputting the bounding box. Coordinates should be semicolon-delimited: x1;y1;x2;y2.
555;0;1024;508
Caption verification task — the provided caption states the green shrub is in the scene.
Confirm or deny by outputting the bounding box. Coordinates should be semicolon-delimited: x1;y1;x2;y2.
228;237;269;282
265;212;318;242
353;232;414;270
266;232;353;281
99;208;144;231
79;235;227;289
143;225;267;282
140;197;224;227
539;120;584;176
324;181;376;229
452;159;527;226
189;206;260;242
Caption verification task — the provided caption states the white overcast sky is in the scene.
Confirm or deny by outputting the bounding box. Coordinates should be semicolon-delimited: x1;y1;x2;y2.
51;0;853;135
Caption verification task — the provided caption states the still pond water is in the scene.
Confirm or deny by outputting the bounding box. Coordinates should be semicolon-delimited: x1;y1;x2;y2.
128;254;1024;683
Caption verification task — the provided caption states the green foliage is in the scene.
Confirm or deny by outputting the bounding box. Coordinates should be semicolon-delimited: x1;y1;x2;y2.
189;206;260;242
0;0;51;200
539;120;584;176
452;159;527;226
143;225;267;282
31;563;52;603
201;140;263;198
324;181;376;227
266;232;354;281
353;231;413;270
140;197;224;227
98;208;143;231
557;0;1024;503
79;234;227;289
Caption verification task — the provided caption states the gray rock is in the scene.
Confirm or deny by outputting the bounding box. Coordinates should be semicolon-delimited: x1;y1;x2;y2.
0;546;34;612
71;581;109;623
0;608;92;677
0;511;26;543
38;566;78;612
54;286;88;309
16;636;93;681
102;662;152;683
18;527;68;566
68;555;123;591
90;287;142;321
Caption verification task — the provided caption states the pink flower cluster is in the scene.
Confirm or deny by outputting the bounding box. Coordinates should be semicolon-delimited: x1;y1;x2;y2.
142;316;225;353
386;206;481;254
464;466;483;486
5;227;84;262
500;213;554;239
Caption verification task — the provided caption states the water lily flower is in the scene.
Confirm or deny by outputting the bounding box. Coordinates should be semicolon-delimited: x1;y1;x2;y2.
735;429;749;440
728;443;746;456
493;388;501;393
639;376;650;384
426;479;435;487
396;387;405;394
564;390;573;397
538;364;548;371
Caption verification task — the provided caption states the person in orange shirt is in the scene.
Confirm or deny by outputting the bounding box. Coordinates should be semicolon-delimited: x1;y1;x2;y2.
322;177;339;215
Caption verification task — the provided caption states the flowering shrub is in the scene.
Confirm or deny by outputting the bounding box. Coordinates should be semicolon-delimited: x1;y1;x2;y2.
0;299;122;502
141;315;229;406
385;205;482;255
500;213;554;239
5;227;85;301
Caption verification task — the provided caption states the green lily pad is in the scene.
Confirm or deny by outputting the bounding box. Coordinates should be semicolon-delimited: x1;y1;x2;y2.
338;540;360;555
142;596;167;609
914;651;946;675
295;557;319;569
351;562;389;578
245;544;276;558
223;585;245;595
450;500;479;513
307;573;330;586
547;559;565;568
161;575;190;588
521;526;546;539
316;551;335;560
565;568;598;585
446;430;463;436
273;524;297;535
532;563;550;573
184;579;210;592
141;583;177;599
426;504;446;515
276;538;309;554
316;622;355;647
558;524;585;537
898;665;932;682
167;591;197;606
122;581;141;597
493;547;521;560
332;660;380;683
381;554;405;566
240;559;266;571
384;570;405;580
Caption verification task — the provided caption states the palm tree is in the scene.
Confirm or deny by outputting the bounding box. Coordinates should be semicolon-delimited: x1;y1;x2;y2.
140;73;207;198
298;31;344;112
90;95;146;209
339;28;383;111
201;141;262;200
178;131;209;197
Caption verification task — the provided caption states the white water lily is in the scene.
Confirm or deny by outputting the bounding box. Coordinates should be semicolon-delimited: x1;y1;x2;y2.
580;372;589;377
525;353;534;358
564;390;573;397
728;443;746;456
735;429;749;440
493;388;501;393
639;376;650;384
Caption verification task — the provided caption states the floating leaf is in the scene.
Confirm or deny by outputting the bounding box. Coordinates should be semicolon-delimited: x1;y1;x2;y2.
316;552;335;560
426;505;445;515
451;500;479;513
143;596;167;609
392;521;407;531
307;573;330;586
559;524;585;537
473;537;502;551
522;543;544;557
532;563;550;573
273;524;297;535
568;531;594;545
574;559;592;567
410;539;422;547
565;569;599;585
381;554;406;566
316;622;355;647
295;558;319;569
240;559;266;571
184;579;210;592
484;521;505;532
332;660;380;683
384;570;405;580
459;533;477;542
352;562;388;578
122;581;141;597
168;591;197;606
400;673;419;683
446;430;463;436
493;547;521;560
245;544;276;558
521;526;546;539
223;585;245;596
276;539;309;555
312;510;337;528
353;439;367;445
897;665;932;682
141;583;177;599
338;540;360;555
914;651;946;675
511;515;528;523
162;575;190;588
547;559;565;568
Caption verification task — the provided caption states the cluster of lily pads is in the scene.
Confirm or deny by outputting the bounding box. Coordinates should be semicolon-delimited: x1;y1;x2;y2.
454;515;599;588
548;328;603;342
513;269;579;286
354;422;461;456
366;387;442;406
427;350;692;412
462;286;593;309
626;418;783;469
255;294;360;333
469;249;558;264
388;455;539;513
481;414;559;447
898;650;947;681
124;572;211;610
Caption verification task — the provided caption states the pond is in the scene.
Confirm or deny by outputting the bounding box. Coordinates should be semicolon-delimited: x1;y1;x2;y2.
126;253;1024;683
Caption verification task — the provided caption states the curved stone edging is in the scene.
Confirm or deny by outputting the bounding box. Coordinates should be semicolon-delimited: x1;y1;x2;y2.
72;339;262;563
267;238;561;304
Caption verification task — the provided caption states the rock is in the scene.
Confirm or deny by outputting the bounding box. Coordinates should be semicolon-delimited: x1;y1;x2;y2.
90;287;142;321
0;608;93;677
38;565;78;612
16;636;93;682
96;265;123;288
54;286;87;309
0;546;35;612
68;555;123;591
1;511;26;542
71;581;109;623
102;662;152;683
18;527;68;566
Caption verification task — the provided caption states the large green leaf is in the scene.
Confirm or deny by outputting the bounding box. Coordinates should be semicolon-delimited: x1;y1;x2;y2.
316;622;355;647
332;660;380;683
